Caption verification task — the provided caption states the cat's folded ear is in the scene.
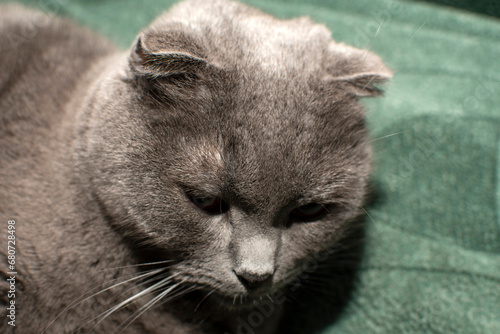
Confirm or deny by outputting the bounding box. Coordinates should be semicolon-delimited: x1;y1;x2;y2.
325;43;392;97
129;24;209;81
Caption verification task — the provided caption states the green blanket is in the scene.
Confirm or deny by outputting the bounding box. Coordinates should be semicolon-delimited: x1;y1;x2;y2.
4;0;499;332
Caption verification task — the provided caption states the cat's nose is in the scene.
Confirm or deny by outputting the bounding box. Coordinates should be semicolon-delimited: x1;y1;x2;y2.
230;227;279;291
234;270;273;290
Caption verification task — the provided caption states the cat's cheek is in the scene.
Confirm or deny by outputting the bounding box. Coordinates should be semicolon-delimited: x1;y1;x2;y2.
202;214;233;249
278;222;344;268
169;213;233;252
171;254;249;296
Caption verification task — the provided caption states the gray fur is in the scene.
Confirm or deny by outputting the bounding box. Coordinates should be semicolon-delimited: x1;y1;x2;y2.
0;0;391;333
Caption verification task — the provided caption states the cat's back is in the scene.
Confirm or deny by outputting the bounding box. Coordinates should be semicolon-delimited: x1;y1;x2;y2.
0;4;115;159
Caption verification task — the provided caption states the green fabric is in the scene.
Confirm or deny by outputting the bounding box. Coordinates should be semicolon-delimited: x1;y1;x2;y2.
415;0;500;19
4;0;499;332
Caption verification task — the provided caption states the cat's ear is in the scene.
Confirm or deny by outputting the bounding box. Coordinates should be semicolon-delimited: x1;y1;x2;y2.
129;26;208;80
325;43;392;97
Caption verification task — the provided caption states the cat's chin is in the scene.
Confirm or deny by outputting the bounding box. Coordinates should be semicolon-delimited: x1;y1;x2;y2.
207;289;285;312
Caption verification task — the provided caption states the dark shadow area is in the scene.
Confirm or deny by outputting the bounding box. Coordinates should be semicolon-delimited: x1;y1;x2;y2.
278;225;365;334
277;180;384;334
413;0;500;18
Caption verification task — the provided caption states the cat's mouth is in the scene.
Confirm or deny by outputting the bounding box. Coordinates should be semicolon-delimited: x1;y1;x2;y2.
184;284;286;312
132;252;293;310
183;272;296;312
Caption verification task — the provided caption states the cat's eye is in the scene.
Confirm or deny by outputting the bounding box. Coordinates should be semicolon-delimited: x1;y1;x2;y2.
188;194;228;215
290;203;330;222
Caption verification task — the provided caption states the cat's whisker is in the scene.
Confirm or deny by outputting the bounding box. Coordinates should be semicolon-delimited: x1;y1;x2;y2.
97;259;176;273
100;270;173;312
194;288;216;312
116;280;187;334
358;205;376;226
409;22;426;40
86;273;181;332
369;130;409;143
361;75;377;93
42;268;164;334
70;278;167;333
361;18;384;67
62;155;96;178
155;284;200;309
320;203;330;212
116;284;200;333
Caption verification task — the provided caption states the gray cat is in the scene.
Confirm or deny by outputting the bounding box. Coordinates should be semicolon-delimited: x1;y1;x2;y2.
0;0;391;333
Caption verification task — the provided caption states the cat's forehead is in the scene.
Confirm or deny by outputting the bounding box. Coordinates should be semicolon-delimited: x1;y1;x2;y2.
167;91;367;207
167;70;366;175
150;0;332;74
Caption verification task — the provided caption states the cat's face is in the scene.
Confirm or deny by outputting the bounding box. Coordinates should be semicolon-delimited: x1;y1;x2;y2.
77;0;390;306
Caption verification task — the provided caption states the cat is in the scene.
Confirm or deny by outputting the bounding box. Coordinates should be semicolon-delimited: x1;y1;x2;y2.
0;0;391;333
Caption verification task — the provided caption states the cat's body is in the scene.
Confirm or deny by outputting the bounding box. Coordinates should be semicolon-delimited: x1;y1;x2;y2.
0;1;390;333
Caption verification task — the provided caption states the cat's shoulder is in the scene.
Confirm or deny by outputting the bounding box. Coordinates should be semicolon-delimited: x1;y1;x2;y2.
0;4;115;160
0;4;114;76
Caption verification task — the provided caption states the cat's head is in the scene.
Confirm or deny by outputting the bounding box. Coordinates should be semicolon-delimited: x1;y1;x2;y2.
77;0;391;307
